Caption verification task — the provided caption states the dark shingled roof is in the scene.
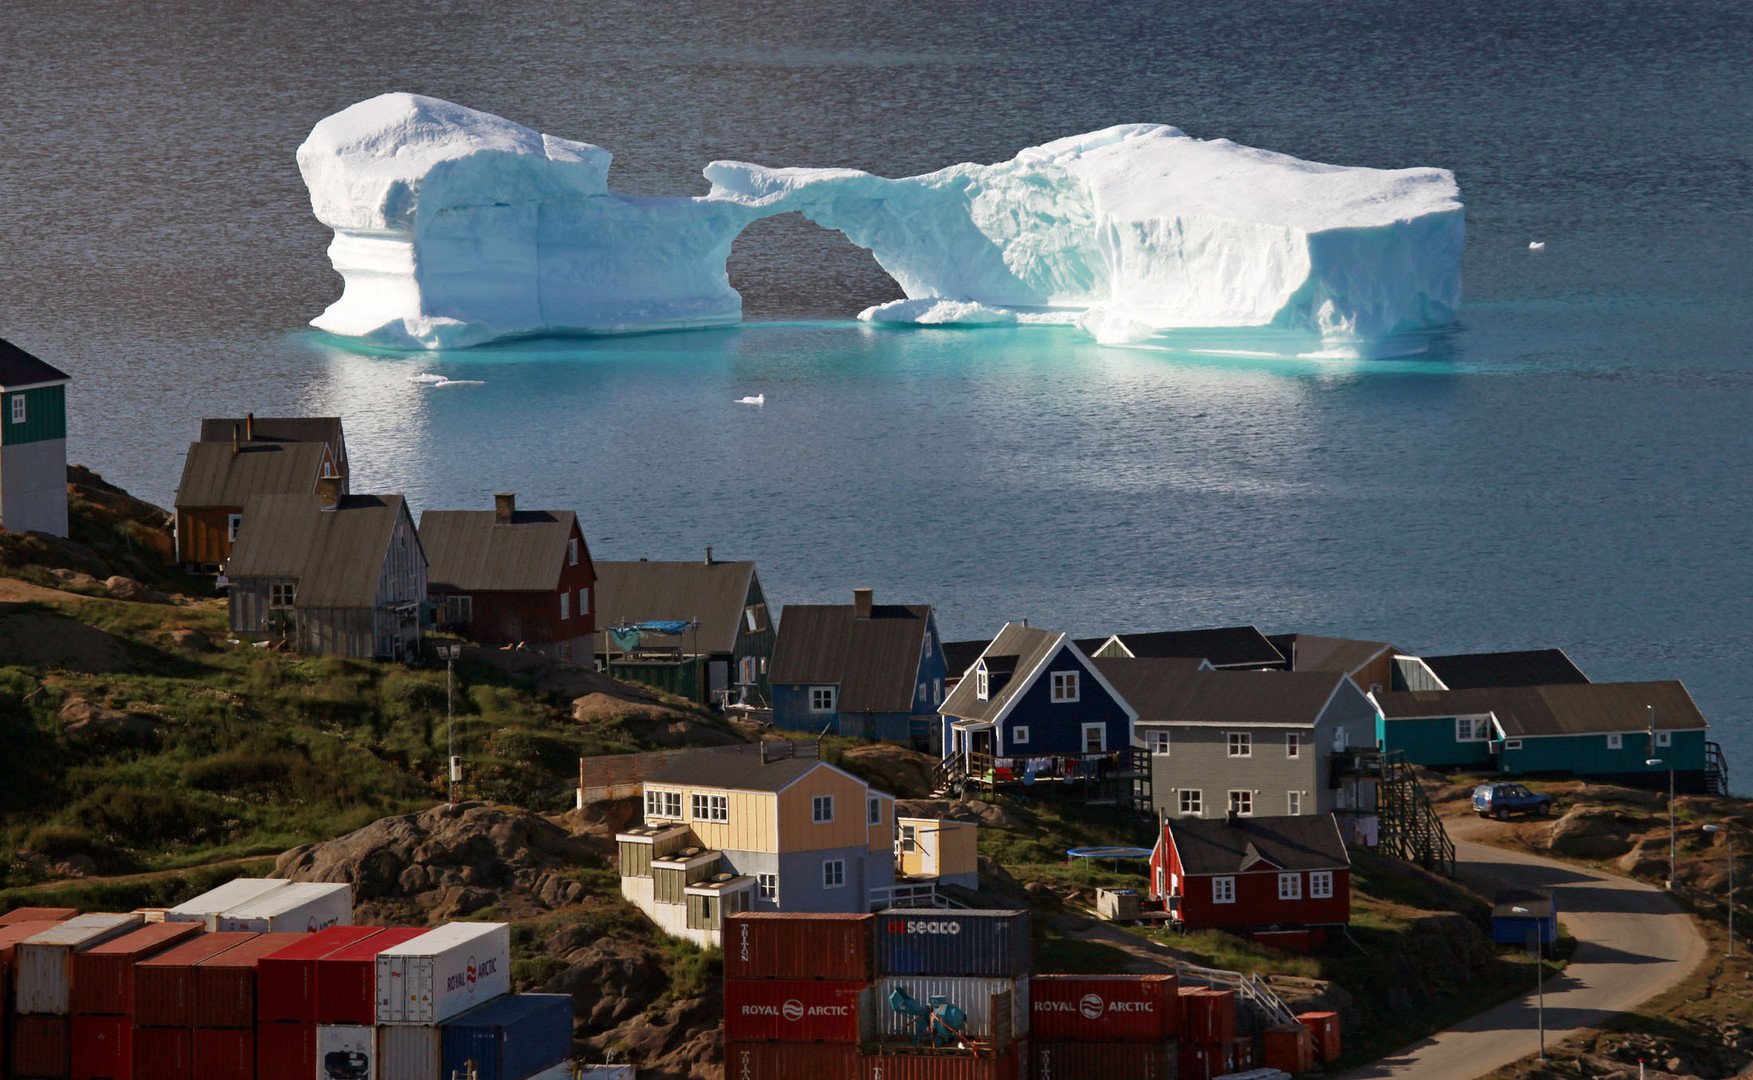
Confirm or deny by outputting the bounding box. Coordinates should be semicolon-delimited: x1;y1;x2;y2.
593;559;758;656
1421;649;1590;690
1375;680;1707;736
941;640;989;681
643;745;870;794
940;623;1066;724
419;508;580;593
199;417;345;456
1270;634;1392;676
1095;659;1342;728
768;603;932;713
1072;637;1109;655
0;339;71;389
175;441;329;508
227;493;416;609
1165;814;1351;876
1102;626;1285;669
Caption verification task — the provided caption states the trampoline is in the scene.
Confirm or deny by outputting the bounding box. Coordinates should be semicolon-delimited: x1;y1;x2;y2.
1066;846;1154;860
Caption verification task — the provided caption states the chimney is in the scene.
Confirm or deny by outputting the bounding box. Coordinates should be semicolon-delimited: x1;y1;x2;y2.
244;412;255;442
316;475;343;509
704;546;714;565
231;423;241;455
853;588;873;619
494;493;515;524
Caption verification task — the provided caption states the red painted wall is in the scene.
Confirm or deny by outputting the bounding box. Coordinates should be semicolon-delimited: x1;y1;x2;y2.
440;520;597;652
1154;829;1349;930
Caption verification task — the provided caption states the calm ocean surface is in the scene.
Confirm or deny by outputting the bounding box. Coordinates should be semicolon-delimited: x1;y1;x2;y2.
2;2;1749;786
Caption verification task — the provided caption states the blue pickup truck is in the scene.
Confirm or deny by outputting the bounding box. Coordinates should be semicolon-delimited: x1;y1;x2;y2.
1471;782;1554;820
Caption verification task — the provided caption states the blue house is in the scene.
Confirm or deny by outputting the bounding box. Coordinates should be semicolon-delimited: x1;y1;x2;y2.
768;589;947;750
938;622;1136;768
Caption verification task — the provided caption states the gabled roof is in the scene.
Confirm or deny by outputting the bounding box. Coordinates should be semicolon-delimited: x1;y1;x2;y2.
1376;680;1707;736
1099;626;1285;669
419;508;580;593
1420;649;1589;690
1270;634;1393;677
1096;659;1344;728
199;417;345;455
939;623;1066;724
768;602;933;713
593;558;759;656
643;744;884;796
175;441;328;508
227;493;418;609
1165;814;1350;876
941;640;989;680
0;339;71;390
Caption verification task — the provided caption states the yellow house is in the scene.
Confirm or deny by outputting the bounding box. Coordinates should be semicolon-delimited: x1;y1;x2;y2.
897;816;980;890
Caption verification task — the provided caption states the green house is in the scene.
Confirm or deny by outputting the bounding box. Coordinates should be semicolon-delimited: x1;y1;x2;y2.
0;338;71;538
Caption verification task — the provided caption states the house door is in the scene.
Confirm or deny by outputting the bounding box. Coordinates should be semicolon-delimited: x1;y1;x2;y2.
971;729;993;757
708;660;729;703
1333;726;1349;752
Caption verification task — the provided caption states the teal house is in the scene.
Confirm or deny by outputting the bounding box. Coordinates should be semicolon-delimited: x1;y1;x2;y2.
1376;680;1725;794
0;338;71;538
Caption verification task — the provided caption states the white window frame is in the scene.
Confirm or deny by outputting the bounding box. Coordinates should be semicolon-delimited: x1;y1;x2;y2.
757;873;778;902
10;396;25;425
1504;738;1523;751
1010;725;1031;747
1655;730;1672;747
1229;790;1253;816
1457;716;1490;742
645;789;682;820
976;667;989;700
579;587;589;615
900;824;917;853
227;513;244;542
1287;791;1302;816
568;538;579;565
1310;871;1334;900
1051;671;1081;703
1179;789;1202;816
1606;733;1623;750
868;797;881;825
822;859;845;889
918;681;928;704
560;591;570;620
1286;732;1301;759
740;656;758;685
812;795;835;824
1212;876;1236;904
933;678;942;704
691;793;728;822
1146;730;1171;756
1082;723;1106;753
1278;872;1302;901
810;686;837;713
1227;732;1252;758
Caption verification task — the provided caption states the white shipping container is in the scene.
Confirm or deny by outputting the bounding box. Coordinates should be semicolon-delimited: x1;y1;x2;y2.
318;1024;377;1080
873;975;1031;1044
216;882;353;933
165;877;290;930
375;923;511;1026
15;913;144;1015
374;1025;441;1080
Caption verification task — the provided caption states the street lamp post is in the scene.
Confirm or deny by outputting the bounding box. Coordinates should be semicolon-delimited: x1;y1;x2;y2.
438;644;462;804
1645;756;1676;888
1511;905;1545;1062
1703;824;1737;959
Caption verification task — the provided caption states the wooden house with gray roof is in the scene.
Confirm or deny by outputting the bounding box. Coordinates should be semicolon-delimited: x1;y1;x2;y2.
176;414;344;568
419;493;595;662
0;338;71;538
226;486;425;659
1149;812;1351;941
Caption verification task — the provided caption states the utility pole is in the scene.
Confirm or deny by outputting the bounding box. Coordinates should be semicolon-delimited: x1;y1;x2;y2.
438;643;462;803
1704;824;1737;958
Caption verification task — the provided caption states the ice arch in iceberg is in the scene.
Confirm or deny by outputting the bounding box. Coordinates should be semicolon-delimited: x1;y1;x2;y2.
298;94;1463;357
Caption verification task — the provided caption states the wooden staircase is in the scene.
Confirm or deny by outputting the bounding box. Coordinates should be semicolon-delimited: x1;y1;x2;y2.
1706;741;1730;796
1378;750;1456;877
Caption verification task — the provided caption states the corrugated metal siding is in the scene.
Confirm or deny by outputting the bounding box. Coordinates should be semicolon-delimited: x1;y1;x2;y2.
15;913;144;1014
722;913;874;982
1;385;66;446
860;1045;1023;1080
873;910;1031;978
1031;1042;1176;1080
723;1042;858;1080
872;976;1028;1044
376;1025;441;1080
1029;975;1180;1041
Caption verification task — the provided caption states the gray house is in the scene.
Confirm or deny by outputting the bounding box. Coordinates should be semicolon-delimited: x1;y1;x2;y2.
1094;658;1379;821
226;482;426;659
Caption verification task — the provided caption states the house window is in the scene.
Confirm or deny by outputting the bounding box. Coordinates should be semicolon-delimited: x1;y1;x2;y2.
1212;877;1236;904
740;656;758;684
691;794;728;822
568;538;579;565
976;667;990;700
645;790;682;820
1278;872;1302;900
900;824;917;853
822;860;845;889
579;587;589;615
918;682;928;704
560;592;570;620
1286;732;1301;759
445;595;473;623
10;396;24;424
1287;791;1302;815
1227;732;1252;758
1082;723;1106;753
1051;671;1081;703
227;514;244;542
744;604;768;632
868;797;881;825
810;687;837;713
1229;790;1253;816
1310;871;1335;899
1012;726;1030;746
1146;731;1171;756
925;636;934;659
812;795;835;824
1655;731;1672;747
269;582;296;608
1179;790;1202;816
757;873;778;902
1606;733;1623;750
1456;716;1491;742
1504;738;1523;751
933;678;942;704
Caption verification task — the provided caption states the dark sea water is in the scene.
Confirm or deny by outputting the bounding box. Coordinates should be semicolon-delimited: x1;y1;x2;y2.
2;2;1750;786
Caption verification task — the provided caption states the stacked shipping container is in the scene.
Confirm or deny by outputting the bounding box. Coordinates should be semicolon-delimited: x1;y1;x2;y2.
13;912;143;1078
1027;974;1180;1079
70;921;203;1080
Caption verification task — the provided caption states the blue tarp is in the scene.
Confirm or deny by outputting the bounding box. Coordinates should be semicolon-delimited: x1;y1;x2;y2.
609;620;697;651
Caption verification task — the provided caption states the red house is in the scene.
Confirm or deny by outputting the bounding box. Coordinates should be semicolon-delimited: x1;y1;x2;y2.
418;493;596;661
1150;813;1350;950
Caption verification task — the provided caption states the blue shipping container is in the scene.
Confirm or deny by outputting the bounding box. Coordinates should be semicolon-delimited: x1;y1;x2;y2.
442;994;573;1080
872;909;1031;978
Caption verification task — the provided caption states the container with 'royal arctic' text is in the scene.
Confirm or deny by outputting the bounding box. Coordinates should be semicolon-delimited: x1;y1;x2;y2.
374;922;510;1025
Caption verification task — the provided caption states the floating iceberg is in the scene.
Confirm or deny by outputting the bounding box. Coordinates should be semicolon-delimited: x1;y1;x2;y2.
299;94;1463;356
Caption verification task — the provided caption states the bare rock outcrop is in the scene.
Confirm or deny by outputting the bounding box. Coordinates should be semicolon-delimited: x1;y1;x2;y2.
1546;806;1636;860
58;696;160;747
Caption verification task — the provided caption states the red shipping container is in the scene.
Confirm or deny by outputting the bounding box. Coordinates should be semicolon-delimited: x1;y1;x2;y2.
70;922;203;1016
71;1014;129;1080
1264;1024;1315;1075
191;932;305;1029
1178;1042;1224;1080
723;913;874;982
1230;1036;1257;1071
857;1045;1022;1080
131;1027;191;1080
12;1013;70;1078
191;1028;252;1080
252;926;382;1024
1178;987;1236;1044
1029;975;1180;1041
1297;1010;1342;1062
0;921;65;997
254;1023;314;1080
0;909;78;926
1030;1041;1175;1080
133;933;258;1028
723;1041;860;1080
313;927;425;1025
723;979;868;1043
